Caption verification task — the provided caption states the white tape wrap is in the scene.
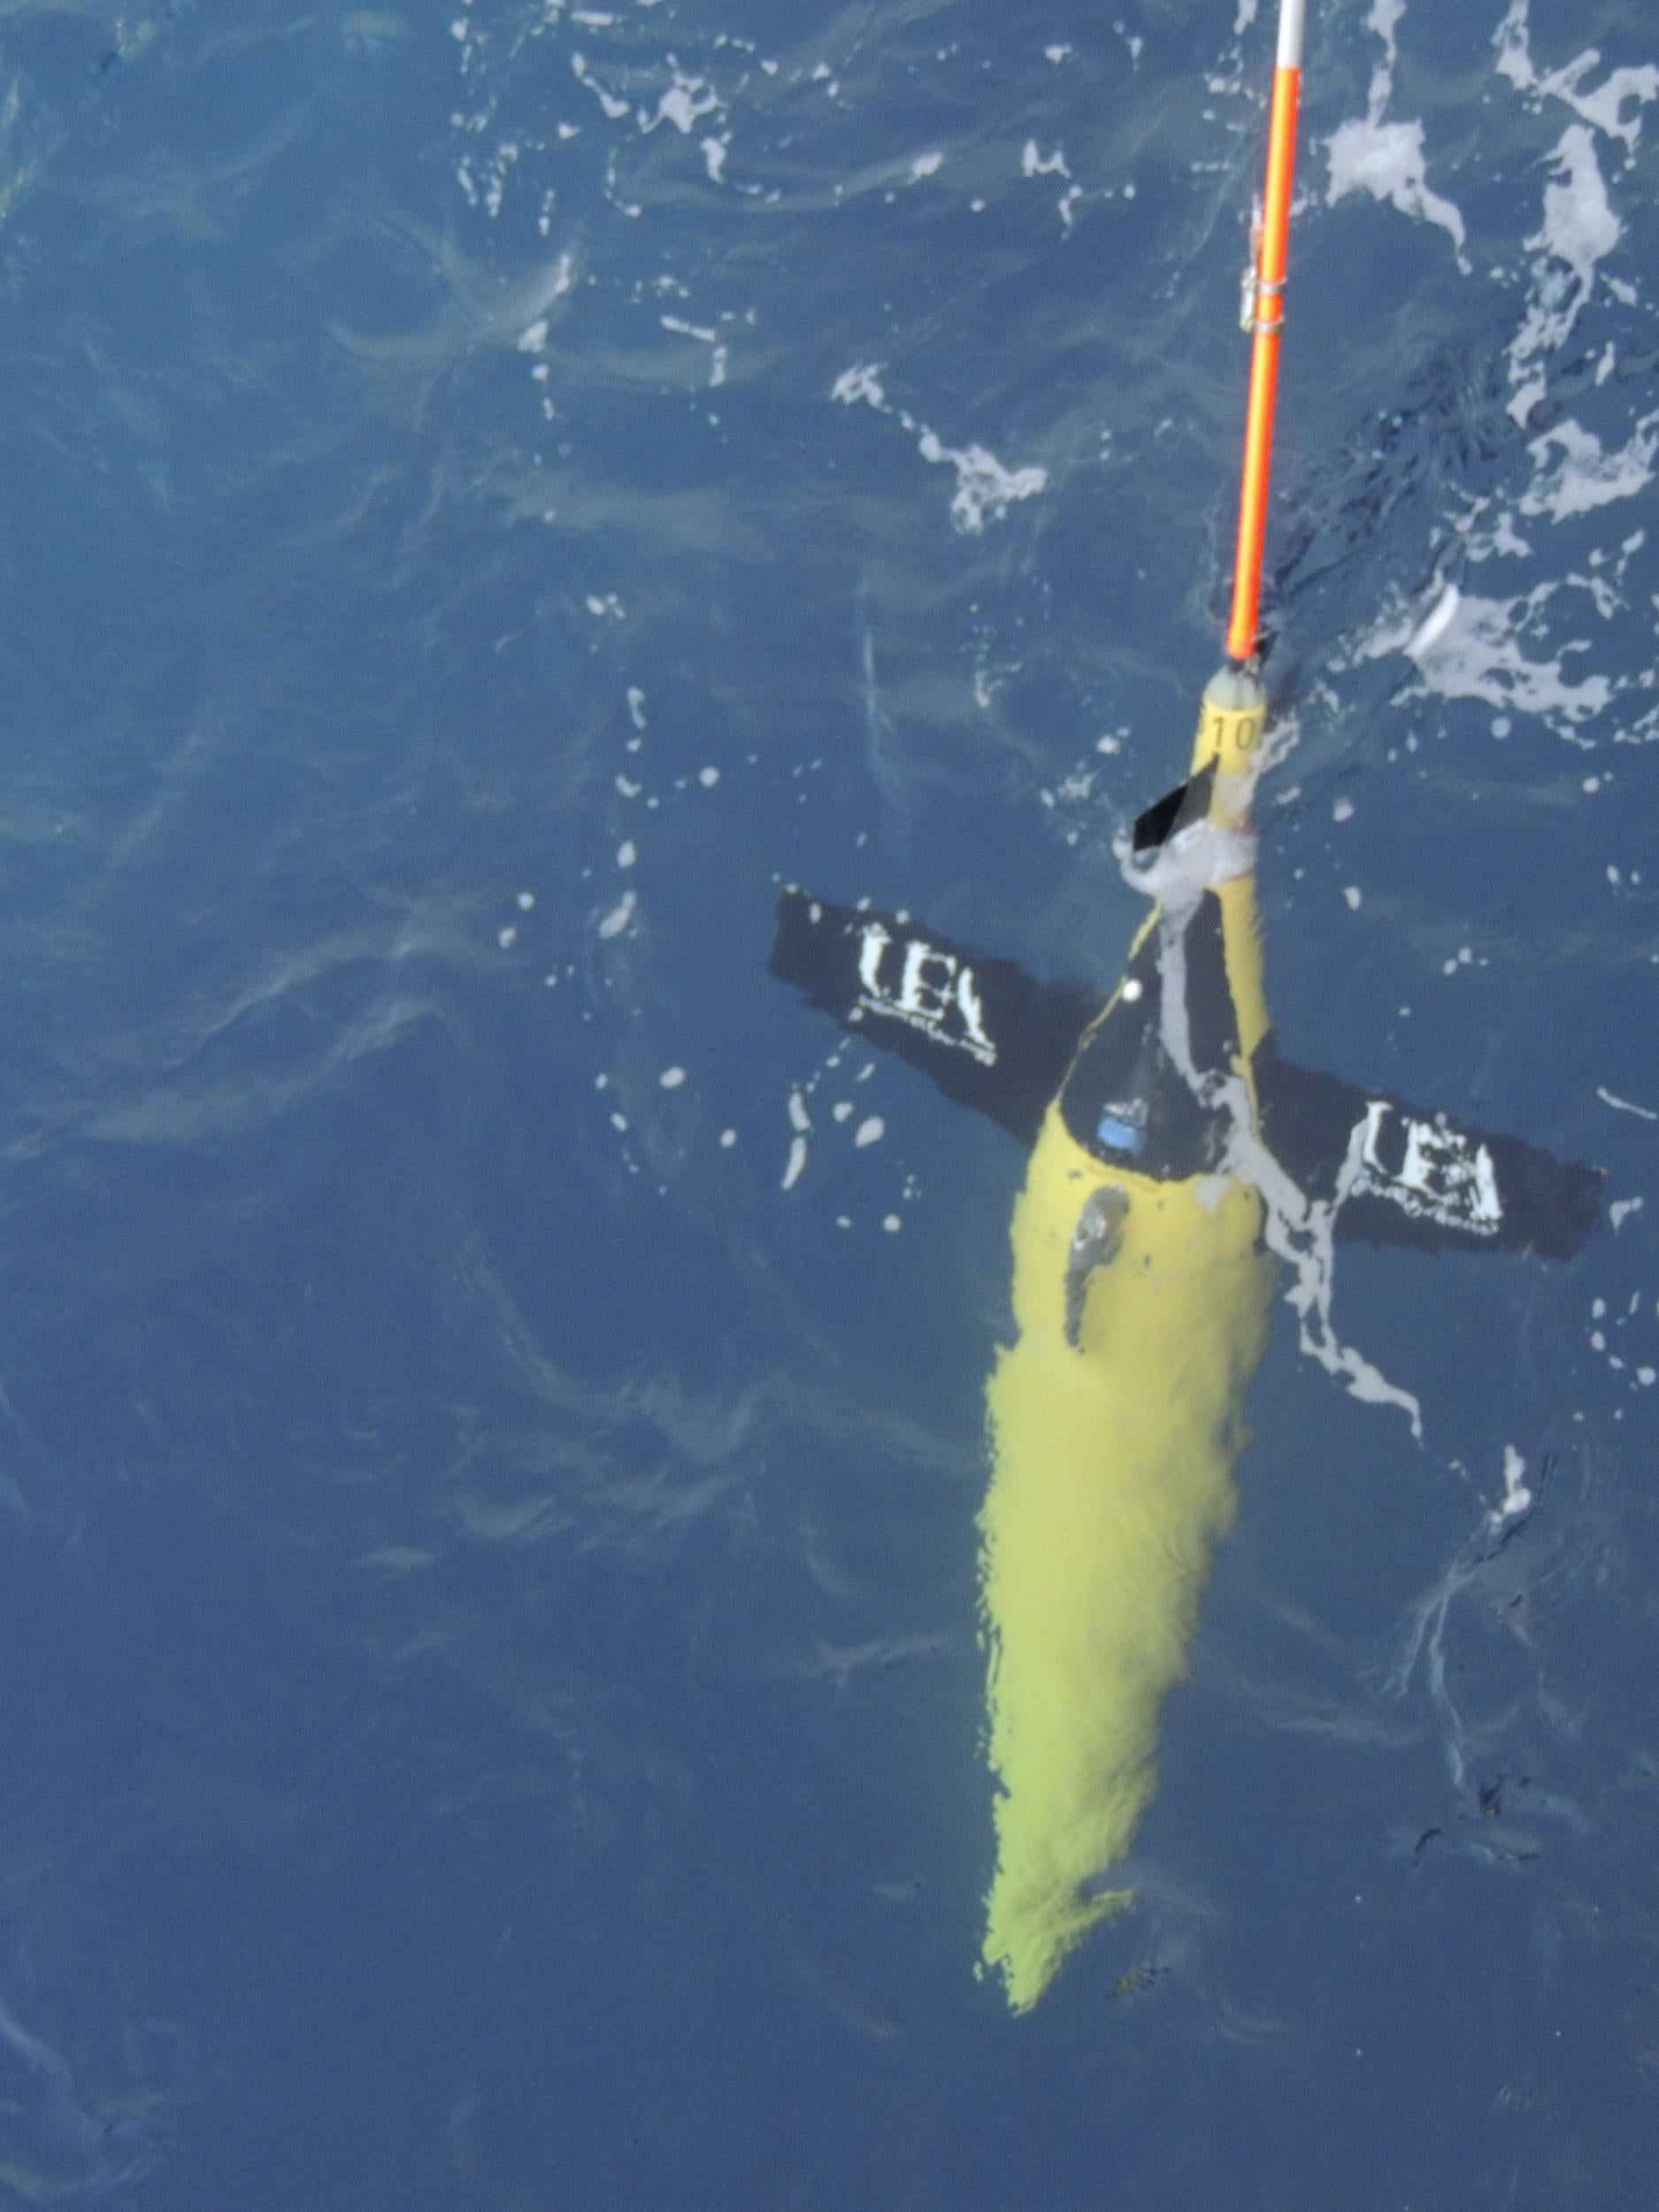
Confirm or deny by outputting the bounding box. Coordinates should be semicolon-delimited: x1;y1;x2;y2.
1276;0;1307;68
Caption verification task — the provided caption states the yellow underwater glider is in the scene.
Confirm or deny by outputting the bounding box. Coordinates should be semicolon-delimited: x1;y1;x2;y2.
771;0;1600;2014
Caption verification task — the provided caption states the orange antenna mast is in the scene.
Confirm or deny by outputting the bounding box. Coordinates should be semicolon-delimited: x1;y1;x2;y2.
1226;0;1306;665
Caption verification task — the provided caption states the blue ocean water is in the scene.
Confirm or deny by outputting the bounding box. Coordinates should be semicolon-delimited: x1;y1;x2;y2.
0;0;1656;2201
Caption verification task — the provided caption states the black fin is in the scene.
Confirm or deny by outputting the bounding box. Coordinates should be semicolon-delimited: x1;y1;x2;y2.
1133;763;1216;854
770;891;1100;1146
1253;1036;1602;1260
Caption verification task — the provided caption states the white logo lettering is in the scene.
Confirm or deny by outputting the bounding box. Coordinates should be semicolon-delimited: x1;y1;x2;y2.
1352;1099;1502;1235
856;921;891;999
954;966;995;1060
853;925;997;1066
1357;1097;1390;1173
899;941;957;1023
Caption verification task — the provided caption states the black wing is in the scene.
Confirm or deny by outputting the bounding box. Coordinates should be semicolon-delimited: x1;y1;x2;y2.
1254;1036;1601;1261
770;890;1602;1259
769;890;1099;1146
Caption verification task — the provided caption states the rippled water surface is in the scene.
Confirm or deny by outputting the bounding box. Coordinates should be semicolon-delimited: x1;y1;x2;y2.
0;0;1656;2203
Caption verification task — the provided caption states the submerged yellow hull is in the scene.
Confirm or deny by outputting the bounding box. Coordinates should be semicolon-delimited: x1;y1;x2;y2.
772;672;1593;2011
979;1106;1275;2012
977;670;1276;2012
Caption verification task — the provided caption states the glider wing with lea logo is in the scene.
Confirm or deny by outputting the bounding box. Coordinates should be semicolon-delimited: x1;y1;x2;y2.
769;891;1096;1147
772;886;1600;1264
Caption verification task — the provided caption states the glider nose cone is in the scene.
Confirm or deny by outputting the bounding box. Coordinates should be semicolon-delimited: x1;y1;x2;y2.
1193;664;1268;826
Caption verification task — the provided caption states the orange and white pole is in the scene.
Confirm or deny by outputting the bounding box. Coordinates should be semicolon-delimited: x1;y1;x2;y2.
1225;0;1306;665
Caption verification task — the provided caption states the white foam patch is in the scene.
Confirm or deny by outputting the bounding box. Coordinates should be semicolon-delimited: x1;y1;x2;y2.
831;362;887;410
830;368;1045;531
1548;57;1659;152
1597;1087;1657;1120
1399;588;1612;729
1610;1196;1644;1230
1368;0;1405;68
853;1116;885;1148
1495;3;1659;158
1534;126;1621;278
1325;0;1468;266
1488;1443;1532;1527
660;313;727;387
1520;416;1659;521
1020;141;1080;229
1464;508;1533;565
1508;125;1623;420
915;430;1047;533
1124;818;1258;906
781;1135;808;1191
596;888;636;939
571;52;629;120
647;65;719;135
910;150;944;180
1325;118;1467;260
659;1065;686;1089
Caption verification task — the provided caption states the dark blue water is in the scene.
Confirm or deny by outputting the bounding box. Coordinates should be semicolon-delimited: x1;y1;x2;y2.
0;0;1656;2202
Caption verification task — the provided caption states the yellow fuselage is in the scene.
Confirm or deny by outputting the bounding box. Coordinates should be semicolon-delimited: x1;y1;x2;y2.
979;680;1273;2012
